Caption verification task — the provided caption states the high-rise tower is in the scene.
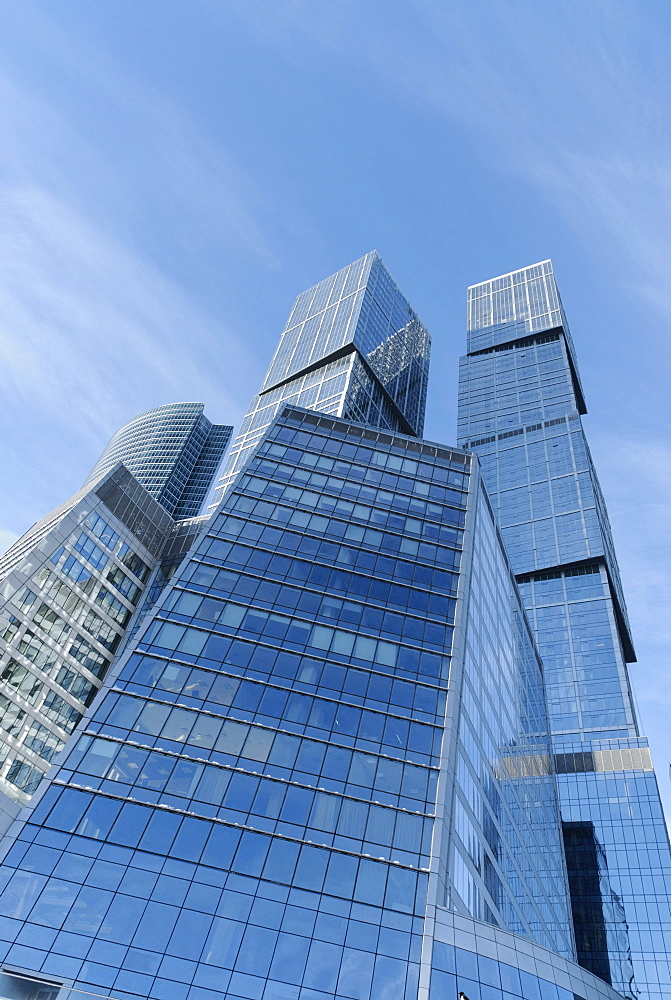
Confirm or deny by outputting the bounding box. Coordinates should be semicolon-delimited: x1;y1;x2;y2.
210;252;430;505
84;402;232;519
0;404;230;819
0;258;624;1000
458;260;671;997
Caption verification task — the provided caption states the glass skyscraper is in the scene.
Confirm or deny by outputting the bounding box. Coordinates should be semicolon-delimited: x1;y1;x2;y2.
0;466;170;818
458;260;671;998
84;403;232;520
0;404;231;821
0;256;629;1000
210;252;430;505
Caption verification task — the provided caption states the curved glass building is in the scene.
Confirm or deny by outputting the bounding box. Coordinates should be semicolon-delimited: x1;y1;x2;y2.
84;403;232;520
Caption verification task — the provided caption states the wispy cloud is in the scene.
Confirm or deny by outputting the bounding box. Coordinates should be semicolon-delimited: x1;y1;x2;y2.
392;3;671;318
3;2;671;826
225;0;671;818
231;1;671;313
595;437;671;687
0;3;280;270
0;182;249;432
0;3;288;537
0;179;254;531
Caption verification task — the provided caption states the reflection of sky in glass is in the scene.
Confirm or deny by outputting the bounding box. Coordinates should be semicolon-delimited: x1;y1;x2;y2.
0;407;580;1000
211;253;430;507
459;260;669;998
84;402;232;519
445;480;573;957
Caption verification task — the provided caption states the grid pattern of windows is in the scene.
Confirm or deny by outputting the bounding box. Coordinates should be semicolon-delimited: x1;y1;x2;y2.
465;260;584;410
0;498;156;803
261;255;429;436
467;261;563;342
213;355;356;503
262;256;371;393
210;253;430;506
562;820;633;990
444;482;573;956
0;408;577;1000
432;943;561;1000
458;388;628;641
517;568;634;738
459;259;671;998
83;403;232;519
428;938;625;1000
0;935;625;1000
458;337;576;440
559;769;671;999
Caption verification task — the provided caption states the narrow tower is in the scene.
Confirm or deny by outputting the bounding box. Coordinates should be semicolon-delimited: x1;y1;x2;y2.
458;260;671;997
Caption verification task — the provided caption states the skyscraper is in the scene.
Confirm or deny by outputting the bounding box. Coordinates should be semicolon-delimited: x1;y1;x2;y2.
0;257;629;1000
0;467;171;821
84;402;232;520
0;405;230;821
458;260;671;997
210;251;430;505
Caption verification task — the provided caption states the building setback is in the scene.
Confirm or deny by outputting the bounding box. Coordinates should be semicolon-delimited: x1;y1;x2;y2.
209;251;430;506
0;257;632;1000
458;260;671;997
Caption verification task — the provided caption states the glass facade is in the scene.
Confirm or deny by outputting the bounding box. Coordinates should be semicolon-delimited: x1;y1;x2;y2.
562;821;632;987
0;467;173;808
0;254;652;1000
0;405;594;1000
210;252;430;506
440;476;572;956
0;397;231;812
458;260;671;997
84;402;232;519
426;909;627;1000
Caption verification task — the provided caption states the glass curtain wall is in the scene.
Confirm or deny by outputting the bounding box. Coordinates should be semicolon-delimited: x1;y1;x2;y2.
209;252;430;506
0;254;639;1000
458;260;671;998
83;403;232;519
0;407;578;1000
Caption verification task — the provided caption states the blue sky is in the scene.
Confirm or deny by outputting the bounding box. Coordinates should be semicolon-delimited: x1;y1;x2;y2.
1;1;670;816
